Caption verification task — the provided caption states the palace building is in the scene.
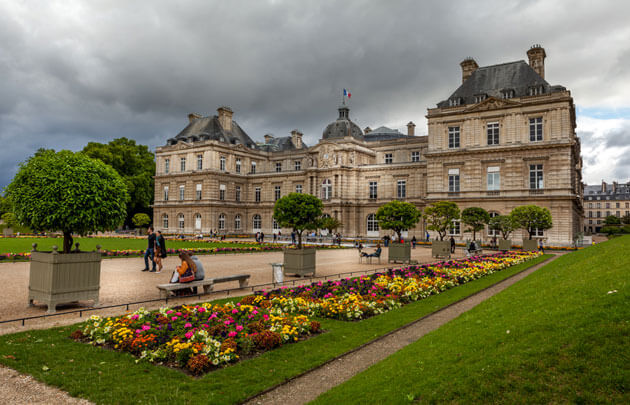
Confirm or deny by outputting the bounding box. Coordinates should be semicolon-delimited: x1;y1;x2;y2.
153;45;583;245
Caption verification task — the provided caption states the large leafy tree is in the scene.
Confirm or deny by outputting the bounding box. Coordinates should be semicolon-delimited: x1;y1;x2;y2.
604;215;621;226
461;207;490;241
6;150;129;253
132;213;151;228
488;214;518;240
82;137;154;226
273;193;323;248
510;205;553;240
423;201;460;241
375;201;421;241
320;216;342;234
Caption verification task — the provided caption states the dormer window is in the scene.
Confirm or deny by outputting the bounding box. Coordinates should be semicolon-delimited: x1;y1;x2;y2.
474;94;487;103
448;97;463;107
501;89;515;99
528;85;545;96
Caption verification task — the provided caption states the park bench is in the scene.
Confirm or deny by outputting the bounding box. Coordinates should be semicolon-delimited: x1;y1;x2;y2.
359;248;382;264
157;274;250;298
466;242;483;256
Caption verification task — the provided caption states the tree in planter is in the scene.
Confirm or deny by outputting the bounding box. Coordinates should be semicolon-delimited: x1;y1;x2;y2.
461;207;490;241
510;205;553;240
423;201;460;241
132;213;151;228
488;214;518;240
273;193;323;249
375;201;421;242
6;150;129;253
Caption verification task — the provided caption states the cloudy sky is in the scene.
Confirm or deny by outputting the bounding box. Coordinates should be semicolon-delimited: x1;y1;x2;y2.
1;0;630;189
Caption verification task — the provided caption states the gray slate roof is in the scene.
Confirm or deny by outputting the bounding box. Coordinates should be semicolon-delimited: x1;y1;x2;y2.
257;136;308;152
322;105;364;141
437;60;566;108
167;116;257;148
584;183;630;200
364;126;408;142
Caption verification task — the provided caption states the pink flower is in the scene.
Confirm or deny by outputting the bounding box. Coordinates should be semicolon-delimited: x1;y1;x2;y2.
224;320;231;326
184;323;192;328
176;312;182;316
130;314;139;320
236;325;244;331
185;331;194;339
202;324;209;329
228;331;237;337
198;307;206;313
252;310;258;315
135;329;142;334
166;310;173;315
142;325;151;331
171;316;178;321
263;314;269;320
231;309;238;314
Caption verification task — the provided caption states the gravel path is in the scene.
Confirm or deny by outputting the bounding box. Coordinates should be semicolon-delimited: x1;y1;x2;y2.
245;254;559;405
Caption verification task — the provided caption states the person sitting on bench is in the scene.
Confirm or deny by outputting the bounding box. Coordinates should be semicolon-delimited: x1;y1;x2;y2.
170;252;197;295
466;241;478;257
361;243;382;258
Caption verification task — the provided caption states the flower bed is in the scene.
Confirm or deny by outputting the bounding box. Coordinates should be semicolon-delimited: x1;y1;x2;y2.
76;301;320;375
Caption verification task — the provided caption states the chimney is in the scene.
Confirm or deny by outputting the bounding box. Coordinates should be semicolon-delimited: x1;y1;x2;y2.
264;134;274;144
217;106;233;132
527;44;546;79
188;113;201;123
460;57;479;83
407;121;416;136
613;181;618;193
601;180;607;193
290;130;303;149
364;126;372;134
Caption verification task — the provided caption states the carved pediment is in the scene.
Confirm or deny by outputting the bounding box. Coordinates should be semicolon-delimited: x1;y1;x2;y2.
464;96;521;112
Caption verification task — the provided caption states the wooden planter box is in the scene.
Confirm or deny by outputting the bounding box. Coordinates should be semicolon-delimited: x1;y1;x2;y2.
432;240;451;258
498;239;512;251
2;227;13;236
29;251;101;313
388;242;411;263
283;248;316;277
522;239;539;251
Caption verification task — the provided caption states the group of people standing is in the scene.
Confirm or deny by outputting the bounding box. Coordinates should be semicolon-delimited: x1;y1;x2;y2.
141;227;167;273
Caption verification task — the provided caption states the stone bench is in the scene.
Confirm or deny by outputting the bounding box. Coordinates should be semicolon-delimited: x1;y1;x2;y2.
157;274;250;298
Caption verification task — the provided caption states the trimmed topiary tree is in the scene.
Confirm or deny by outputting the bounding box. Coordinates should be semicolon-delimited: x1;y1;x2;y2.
461;207;490;241
423;201;460;241
6;150;129;253
132;213;151;228
488;214;518;240
510;205;553;240
273;193;323;249
375;201;421;242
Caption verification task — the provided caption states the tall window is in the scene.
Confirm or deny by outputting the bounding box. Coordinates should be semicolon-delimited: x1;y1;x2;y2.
162;214;169;229
196;183;202;200
487;122;499;145
294;160;301;171
295;184;303;194
219;184;226;201
272;218;280;230
529;164;544;189
449;220;461;235
448;169;460;192
529;117;543;142
448;126;460;148
179;185;185;201
397;180;406;198
369;181;378;199
488;212;499;236
250;161;257;174
275;162;282;172
220;156;226;171
235;158;241;173
218;214;225;231
532;228;544;237
180;157;186;172
252;214;262;230
385;153;393;164
235;186;241;202
194;213;202;230
164;158;170;174
367;214;379;232
255;187;261;202
234;215;241;230
178;213;185;229
322;179;332;200
411;151;420;162
163;186;169;201
274;185;281;201
197;154;203;170
487;167;500;191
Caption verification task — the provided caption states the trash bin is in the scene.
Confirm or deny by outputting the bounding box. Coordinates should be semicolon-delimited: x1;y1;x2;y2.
271;263;284;283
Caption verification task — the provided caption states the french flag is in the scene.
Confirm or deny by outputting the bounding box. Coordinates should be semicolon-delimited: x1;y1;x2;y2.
343;88;351;98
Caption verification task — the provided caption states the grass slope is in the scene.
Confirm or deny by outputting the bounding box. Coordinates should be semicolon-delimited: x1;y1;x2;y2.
0;255;549;404
314;237;630;404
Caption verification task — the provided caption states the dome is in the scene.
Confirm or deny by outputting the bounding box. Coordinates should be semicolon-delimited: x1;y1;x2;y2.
322;105;364;141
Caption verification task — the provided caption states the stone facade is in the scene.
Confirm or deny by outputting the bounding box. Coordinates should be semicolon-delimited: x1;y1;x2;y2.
153;46;583;245
583;181;630;233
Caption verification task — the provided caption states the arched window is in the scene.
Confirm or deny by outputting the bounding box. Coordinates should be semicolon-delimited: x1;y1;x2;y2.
272;218;280;230
367;214;379;232
252;214;262;230
178;213;185;229
162;214;169;229
322;179;332;200
234;214;241;230
194;213;202;230
218;214;225;230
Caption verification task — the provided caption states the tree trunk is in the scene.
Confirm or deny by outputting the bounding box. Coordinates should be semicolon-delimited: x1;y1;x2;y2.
297;230;302;249
63;231;73;254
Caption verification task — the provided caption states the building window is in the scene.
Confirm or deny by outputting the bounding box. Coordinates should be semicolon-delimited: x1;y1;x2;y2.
234;215;241;230
448;126;460;148
597;202;601;208
196;183;202;200
448;98;462;107
606;202;610;209
369;181;378;199
616;202;620;208
179;185;185;201
367;214;379;232
616;211;620;217
194;213;202;230
275;162;282;172
385;153;393;164
250;161;257;174
487;122;499;145
235;158;241;173
272;218;280;230
178;213;185;229
597;211;601;218
474;94;487;103
164;158;170;174
397;180;406;199
411;151;420;162
163;186;169;201
529;164;544;189
219;184;226;201
274;185;281;201
218;214;225;231
488;212;499;236
448;169;460;192
449;220;460;235
220;156;226;171
162;214;168;229
487;166;500;191
295;184;303;194
180;157;186;172
322;179;332;200
197;154;203;170
529;117;543;142
528;86;544;96
294;160;301;171
606;211;611;217
235;186;241;202
588;203;593;209
255;187;261;202
501;89;515;99
588;211;593;218
252;214;262;230
532;228;544;237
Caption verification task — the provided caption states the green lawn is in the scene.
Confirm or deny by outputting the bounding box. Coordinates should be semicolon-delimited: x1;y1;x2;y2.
0;255;550;404
314;237;630;404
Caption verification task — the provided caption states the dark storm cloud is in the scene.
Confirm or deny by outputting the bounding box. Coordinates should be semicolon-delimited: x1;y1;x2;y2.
2;0;630;189
604;123;630;148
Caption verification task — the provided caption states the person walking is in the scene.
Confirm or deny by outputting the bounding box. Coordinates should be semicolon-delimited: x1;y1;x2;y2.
411;235;417;249
142;226;157;272
291;231;296;245
450;235;456;254
260;231;265;243
539;238;545;254
425;231;430;242
154;230;167;273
